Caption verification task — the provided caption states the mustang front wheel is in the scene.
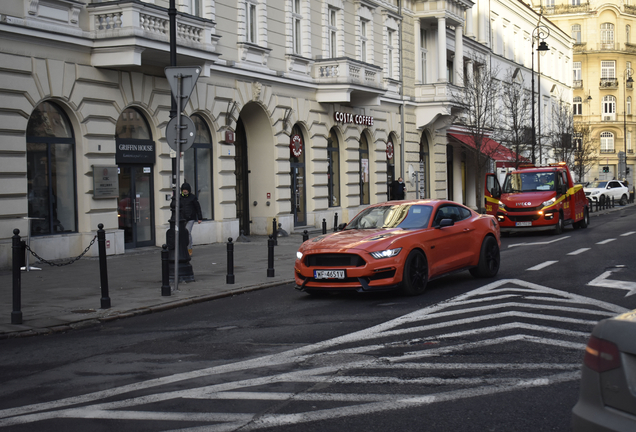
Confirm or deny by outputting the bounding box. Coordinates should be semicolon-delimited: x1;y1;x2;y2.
401;250;428;296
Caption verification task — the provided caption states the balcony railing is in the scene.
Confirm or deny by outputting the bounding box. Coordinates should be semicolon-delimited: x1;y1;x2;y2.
313;57;383;89
598;43;621;51
573;80;583;88
600;78;619;89
543;3;591;15
600;148;616;153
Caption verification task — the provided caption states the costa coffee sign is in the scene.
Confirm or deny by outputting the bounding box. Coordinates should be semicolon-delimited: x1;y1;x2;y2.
334;111;374;126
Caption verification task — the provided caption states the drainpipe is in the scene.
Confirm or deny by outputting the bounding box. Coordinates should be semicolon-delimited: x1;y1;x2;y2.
399;1;405;186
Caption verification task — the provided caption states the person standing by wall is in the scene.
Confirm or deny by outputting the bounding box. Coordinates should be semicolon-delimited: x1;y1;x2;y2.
179;182;202;256
390;176;406;200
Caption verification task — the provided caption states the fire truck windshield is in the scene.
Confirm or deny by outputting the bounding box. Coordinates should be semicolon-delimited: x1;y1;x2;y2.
503;172;555;193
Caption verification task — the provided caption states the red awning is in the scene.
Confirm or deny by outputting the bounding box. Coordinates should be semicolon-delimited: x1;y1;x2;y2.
448;133;524;163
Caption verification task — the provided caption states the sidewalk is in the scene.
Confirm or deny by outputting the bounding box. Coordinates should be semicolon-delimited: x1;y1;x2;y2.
0;233;306;339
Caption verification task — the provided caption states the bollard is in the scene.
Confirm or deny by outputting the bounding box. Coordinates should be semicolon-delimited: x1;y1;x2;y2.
322;218;327;234
97;224;111;309
161;244;171;296
612;197;615;208
11;229;22;325
226;237;235;284
302;230;309;242
333;213;338;232
267;235;275;277
272;218;278;246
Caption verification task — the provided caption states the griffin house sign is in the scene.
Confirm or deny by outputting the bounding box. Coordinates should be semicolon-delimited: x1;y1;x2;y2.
334;111;374;126
116;141;155;164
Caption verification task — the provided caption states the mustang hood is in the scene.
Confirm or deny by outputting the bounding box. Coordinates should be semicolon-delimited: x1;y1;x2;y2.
304;229;405;252
501;191;555;208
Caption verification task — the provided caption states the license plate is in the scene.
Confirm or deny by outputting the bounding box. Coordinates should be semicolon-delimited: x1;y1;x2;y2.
515;221;532;227
314;270;346;279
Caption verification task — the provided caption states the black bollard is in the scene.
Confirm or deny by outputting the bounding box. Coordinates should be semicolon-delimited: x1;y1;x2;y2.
97;224;111;309
612;197;615;208
226;237;235;284
11;229;22;325
272;218;278;246
267;235;275;277
333;213;338;232
322;218;327;234
161;244;171;296
302;230;309;242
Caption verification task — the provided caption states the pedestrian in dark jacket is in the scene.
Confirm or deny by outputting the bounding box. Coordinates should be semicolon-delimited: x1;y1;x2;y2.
180;182;202;256
390;177;406;200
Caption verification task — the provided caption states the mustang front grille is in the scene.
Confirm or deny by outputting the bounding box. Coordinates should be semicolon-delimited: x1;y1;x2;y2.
305;253;366;267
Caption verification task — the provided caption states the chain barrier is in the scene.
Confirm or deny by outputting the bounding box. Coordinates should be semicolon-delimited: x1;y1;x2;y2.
24;235;97;267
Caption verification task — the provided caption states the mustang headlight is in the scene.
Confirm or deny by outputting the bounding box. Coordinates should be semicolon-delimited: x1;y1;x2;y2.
542;198;556;207
296;251;303;260
370;247;402;259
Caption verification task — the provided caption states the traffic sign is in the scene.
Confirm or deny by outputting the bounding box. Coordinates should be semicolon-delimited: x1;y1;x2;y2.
166;115;196;152
165;66;201;113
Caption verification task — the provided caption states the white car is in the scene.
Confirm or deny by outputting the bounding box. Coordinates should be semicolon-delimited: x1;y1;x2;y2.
572;309;636;431
584;180;630;206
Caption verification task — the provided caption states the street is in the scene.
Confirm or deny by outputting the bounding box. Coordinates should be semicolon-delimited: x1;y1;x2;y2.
1;206;635;431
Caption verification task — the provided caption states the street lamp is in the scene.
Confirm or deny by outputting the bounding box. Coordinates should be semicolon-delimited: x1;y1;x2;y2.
531;25;550;165
623;68;633;180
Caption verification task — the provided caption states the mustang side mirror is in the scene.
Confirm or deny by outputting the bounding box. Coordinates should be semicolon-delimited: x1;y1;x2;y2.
437;218;454;229
337;222;347;231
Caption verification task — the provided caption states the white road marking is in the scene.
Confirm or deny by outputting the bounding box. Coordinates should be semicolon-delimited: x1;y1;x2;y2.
508;236;570;248
0;279;627;431
596;238;616;245
588;270;636;297
621;231;636;236
568;248;590;255
526;260;558;271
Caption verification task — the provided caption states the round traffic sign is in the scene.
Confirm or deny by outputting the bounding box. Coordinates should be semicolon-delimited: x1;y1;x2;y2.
166;115;196;152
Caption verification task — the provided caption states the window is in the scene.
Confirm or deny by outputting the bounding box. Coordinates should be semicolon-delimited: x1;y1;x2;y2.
574;96;582;115
572;0;581;5
573;132;583;149
628;25;631;44
628;96;632;115
360;19;368;62
26;101;77;236
292;0;302;55
246;0;257;43
600;131;614;152
601;23;615;48
359;134;370;205
628;131;633;152
572;24;581;44
603;95;616;115
327;128;340;207
183;114;214;220
328;7;338;58
189;0;202;17
545;0;555;7
601;60;616;79
420;29;427;83
574;61;581;81
387;29;394;79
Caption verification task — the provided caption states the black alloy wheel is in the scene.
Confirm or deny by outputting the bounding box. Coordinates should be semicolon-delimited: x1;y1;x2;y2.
401;249;428;296
469;236;500;278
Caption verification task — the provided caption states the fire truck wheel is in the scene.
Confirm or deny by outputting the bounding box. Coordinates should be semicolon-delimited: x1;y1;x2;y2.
553;213;564;235
578;207;589;229
620;194;628;206
469;236;500;278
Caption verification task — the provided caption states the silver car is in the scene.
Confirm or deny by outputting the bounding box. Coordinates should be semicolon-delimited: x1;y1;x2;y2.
572;309;636;431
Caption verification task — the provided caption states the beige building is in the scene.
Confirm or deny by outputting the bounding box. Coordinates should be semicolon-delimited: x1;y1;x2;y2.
534;0;636;184
0;0;570;269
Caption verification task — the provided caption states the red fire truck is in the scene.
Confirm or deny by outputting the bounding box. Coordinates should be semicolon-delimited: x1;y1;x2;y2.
484;162;590;234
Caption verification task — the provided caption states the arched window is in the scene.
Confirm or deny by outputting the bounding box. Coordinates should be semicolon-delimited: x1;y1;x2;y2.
601;23;615;48
572;24;581;44
359;133;370;205
184;114;213;220
26;101;77;235
573;96;582;115
600;131;614;153
327;128;340;207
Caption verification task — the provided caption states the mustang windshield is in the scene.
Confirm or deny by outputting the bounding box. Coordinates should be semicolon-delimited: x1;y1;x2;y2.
345;204;433;230
503;172;555;193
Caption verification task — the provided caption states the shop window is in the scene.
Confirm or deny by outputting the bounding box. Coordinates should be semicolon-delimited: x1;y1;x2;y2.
184;114;214;220
327;128;340;207
26;101;77;236
359;133;370;205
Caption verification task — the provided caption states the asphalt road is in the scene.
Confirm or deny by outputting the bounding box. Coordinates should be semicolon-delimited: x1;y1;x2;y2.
1;206;635;432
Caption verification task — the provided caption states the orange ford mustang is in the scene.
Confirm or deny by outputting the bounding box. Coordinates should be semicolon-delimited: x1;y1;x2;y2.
295;199;501;296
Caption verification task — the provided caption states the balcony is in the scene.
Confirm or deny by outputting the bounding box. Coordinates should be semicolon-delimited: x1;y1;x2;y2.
87;0;220;68
600;148;616;153
543;4;591;15
573;80;583;88
312;57;385;104
600;78;619;89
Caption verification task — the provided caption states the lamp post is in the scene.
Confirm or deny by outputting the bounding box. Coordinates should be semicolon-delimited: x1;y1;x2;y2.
531;25;550;165
623;68;633;180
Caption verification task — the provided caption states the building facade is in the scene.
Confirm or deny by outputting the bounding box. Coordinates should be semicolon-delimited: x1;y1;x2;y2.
0;0;571;268
535;0;636;184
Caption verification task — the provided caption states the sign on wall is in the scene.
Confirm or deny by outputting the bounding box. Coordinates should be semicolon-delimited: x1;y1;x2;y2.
116;141;155;164
290;134;303;157
92;165;119;199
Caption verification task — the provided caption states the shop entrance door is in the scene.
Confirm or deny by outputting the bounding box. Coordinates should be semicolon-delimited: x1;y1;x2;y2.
118;165;155;248
290;162;306;226
235;118;250;235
